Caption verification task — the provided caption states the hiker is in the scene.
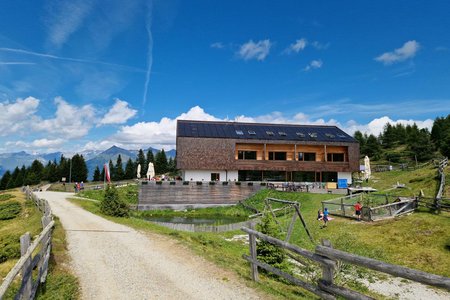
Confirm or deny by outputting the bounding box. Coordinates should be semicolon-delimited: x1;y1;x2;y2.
354;201;362;221
322;208;329;227
74;182;78;192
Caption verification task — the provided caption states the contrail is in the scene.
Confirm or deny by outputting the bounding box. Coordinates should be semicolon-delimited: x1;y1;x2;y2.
0;47;145;72
0;61;35;65
142;1;153;106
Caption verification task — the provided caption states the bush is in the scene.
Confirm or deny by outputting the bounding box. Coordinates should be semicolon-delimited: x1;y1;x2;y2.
256;213;289;272
0;201;22;220
0;234;20;263
100;185;129;217
0;194;15;202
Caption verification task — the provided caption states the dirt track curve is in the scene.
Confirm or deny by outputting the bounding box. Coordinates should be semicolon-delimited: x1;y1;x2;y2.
37;191;263;300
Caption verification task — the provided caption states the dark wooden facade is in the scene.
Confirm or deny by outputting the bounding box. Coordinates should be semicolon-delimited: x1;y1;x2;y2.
177;137;359;173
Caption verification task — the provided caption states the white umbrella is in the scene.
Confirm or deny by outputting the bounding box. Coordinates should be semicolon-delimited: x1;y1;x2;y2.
137;164;141;179
364;156;371;180
146;162;155;180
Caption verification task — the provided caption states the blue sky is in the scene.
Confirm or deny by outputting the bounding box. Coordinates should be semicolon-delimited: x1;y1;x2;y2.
0;0;449;154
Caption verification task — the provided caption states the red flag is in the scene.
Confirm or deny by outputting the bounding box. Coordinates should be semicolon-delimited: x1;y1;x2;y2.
104;163;111;183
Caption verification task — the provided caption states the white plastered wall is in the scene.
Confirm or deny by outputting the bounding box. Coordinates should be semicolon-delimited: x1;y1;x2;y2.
182;170;238;182
337;172;352;184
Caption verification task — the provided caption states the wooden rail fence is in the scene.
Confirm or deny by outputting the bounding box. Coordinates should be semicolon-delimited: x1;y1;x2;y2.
434;157;448;212
242;226;450;299
0;190;54;300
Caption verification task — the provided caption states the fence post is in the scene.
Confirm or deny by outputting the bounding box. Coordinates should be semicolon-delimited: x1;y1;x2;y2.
340;198;345;216
319;239;335;286
249;223;259;282
20;233;32;299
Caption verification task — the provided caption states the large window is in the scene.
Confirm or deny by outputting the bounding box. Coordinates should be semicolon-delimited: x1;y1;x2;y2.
238;150;257;160
263;171;286;181
298;152;316;161
211;173;220;181
322;172;338;182
327;153;345;162
238;170;262;181
268;152;287;160
292;171;315;182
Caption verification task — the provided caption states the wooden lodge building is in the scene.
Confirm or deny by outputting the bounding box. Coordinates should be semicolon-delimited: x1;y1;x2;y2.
176;120;360;184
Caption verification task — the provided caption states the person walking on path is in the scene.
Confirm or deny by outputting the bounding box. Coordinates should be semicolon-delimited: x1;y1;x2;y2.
354;201;362;221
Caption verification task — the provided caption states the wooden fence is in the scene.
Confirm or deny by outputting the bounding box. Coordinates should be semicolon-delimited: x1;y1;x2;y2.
322;194;417;221
0;190;54;300
434;157;448;212
242;226;450;299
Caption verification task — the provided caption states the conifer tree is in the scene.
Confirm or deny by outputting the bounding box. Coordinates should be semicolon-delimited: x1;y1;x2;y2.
124;158;135;179
115;154;124;180
93;166;101;182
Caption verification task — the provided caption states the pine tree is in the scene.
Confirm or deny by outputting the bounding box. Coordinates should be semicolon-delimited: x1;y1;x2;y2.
365;134;382;159
93;166;101;182
109;160;115;182
136;149;146;178
124;158;135;179
115;154;124;181
100;165;105;182
155;149;168;175
71;154;88;182
58;155;70;182
8;167;21;189
0;171;11;190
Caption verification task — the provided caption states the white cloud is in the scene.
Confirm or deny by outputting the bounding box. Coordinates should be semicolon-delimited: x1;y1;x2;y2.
99;99;137;125
210;42;224;49
46;0;93;48
345;116;433;137
303;59;323;71
285;39;307;54
237;39;272;61
375;40;420;65
0;97;40;136
31;138;65;148
35;97;95;138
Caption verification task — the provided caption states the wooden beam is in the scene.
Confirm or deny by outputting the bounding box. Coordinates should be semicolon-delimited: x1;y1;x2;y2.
243;255;336;300
315;245;450;290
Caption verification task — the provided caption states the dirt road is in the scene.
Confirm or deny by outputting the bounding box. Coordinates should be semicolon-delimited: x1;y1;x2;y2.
37;191;263;300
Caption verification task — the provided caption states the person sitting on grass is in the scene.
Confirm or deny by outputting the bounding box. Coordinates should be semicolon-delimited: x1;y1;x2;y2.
317;209;323;221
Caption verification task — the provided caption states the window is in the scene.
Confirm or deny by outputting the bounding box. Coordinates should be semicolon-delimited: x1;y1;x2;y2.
325;133;335;138
327;153;345;162
211;173;220;181
298;152;304;161
304;152;316;161
266;131;274;136
238;150;257;160
337;134;346;138
296;132;305;138
278;131;287;136
308;132;317;138
248;130;256;135
268;152;287;160
235;130;244;135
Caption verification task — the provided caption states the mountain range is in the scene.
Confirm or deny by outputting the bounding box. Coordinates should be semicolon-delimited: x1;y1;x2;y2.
0;146;176;179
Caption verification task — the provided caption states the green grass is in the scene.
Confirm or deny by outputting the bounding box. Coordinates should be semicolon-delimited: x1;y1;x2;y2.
72;166;450;298
78;184;138;204
0;189;79;300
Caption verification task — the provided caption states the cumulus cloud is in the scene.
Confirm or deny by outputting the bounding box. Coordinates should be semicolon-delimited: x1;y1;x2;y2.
303;59;323;71
35;97;95;138
237;39;272;61
99;99;137;125
0;97;40;136
375;40;420;65
284;39;328;54
345;116;433;136
285;38;307;54
210;42;224;49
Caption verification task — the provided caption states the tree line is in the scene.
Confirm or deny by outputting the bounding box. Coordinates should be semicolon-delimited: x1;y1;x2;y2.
0;149;177;190
354;114;450;162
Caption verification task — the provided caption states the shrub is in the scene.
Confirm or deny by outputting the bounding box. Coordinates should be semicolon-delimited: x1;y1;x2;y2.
0;234;20;263
0;194;15;202
100;185;129;217
0;201;22;220
256;213;289;272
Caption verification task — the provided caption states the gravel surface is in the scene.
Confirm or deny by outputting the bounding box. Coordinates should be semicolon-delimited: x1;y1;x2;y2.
37;191;264;300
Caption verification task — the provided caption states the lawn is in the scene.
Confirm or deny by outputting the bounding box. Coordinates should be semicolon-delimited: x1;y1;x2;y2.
0;189;79;300
71;165;450;298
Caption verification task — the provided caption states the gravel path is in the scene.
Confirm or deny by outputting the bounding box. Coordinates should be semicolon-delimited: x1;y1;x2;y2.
37;191;264;300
